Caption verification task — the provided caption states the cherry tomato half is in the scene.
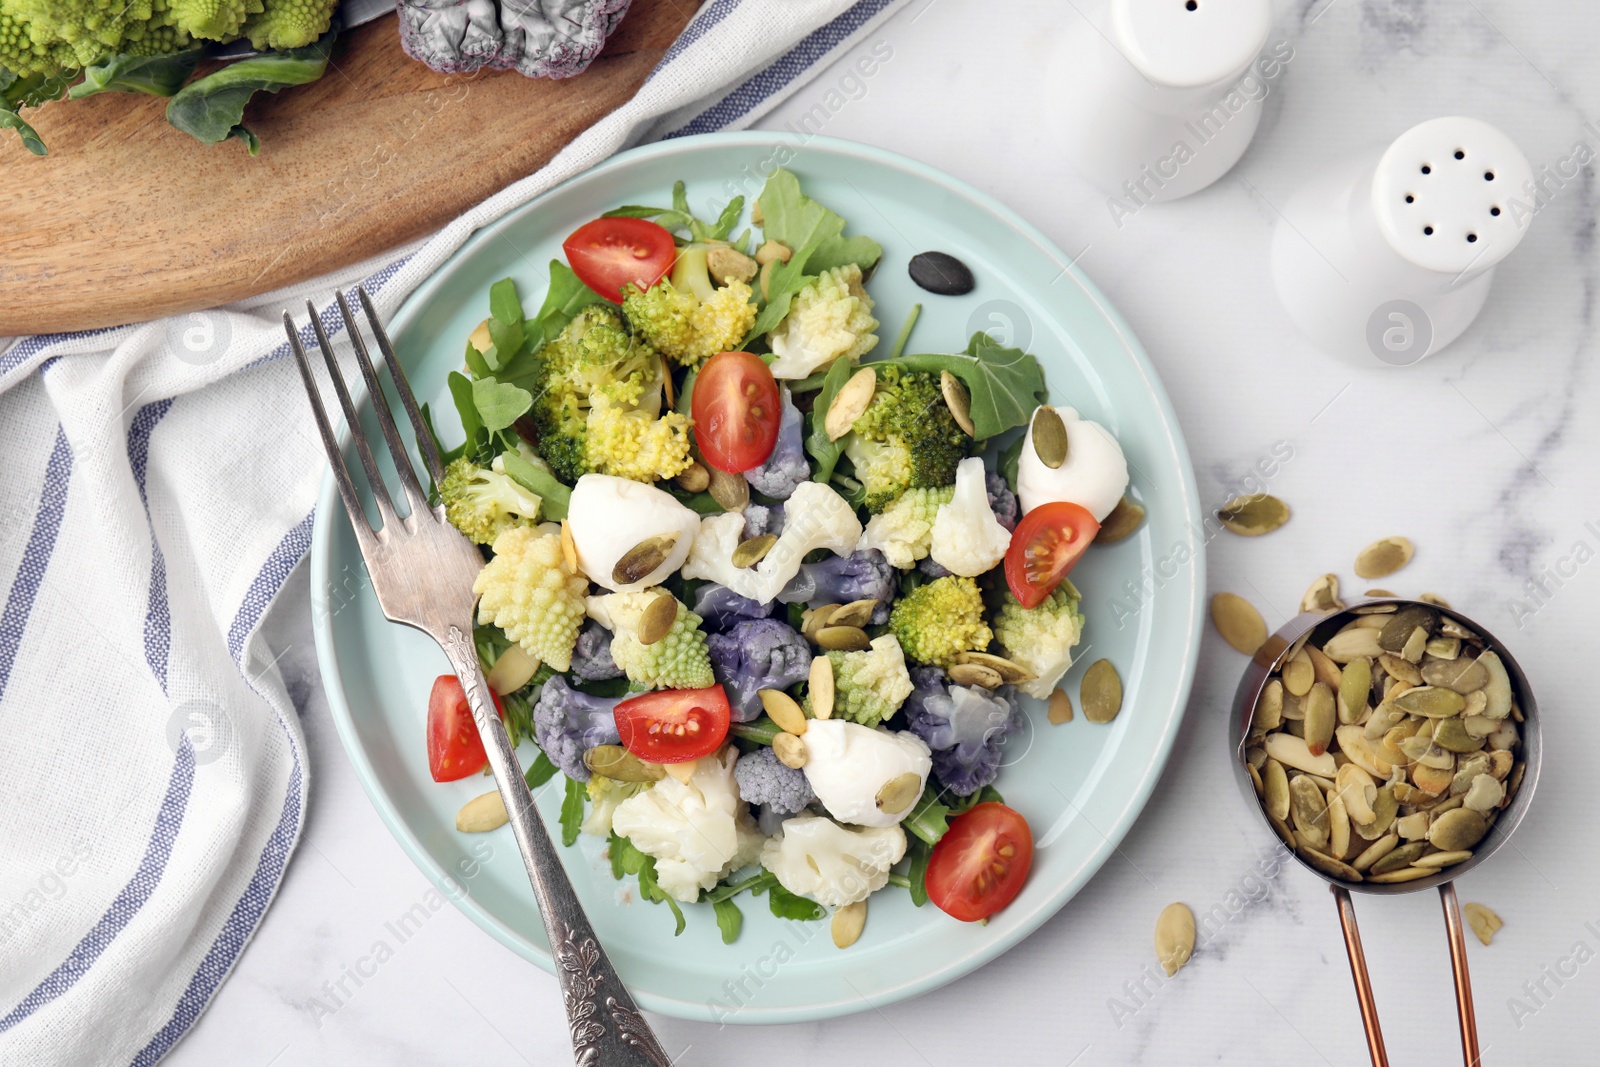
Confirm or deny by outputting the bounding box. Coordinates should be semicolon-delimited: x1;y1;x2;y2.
427;675;504;783
563;217;676;302
925;801;1034;922
614;685;732;764
1004;501;1100;608
691;351;782;473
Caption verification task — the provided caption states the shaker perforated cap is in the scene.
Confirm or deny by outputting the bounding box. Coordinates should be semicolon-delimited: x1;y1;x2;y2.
1371;117;1534;274
1110;0;1272;89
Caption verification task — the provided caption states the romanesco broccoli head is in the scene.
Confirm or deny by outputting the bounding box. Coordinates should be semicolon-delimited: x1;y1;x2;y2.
765;264;879;379
439;457;542;546
992;580;1086;700
8;0;156;64
810;634;914;729
240;0;332;49
168;0;258;41
119;0;193;55
888;576;993;668
856;485;955;569
472;525;588;672
621;247;757;367
0;3;82;74
591;591;715;690
584;394;694;483
842;364;968;512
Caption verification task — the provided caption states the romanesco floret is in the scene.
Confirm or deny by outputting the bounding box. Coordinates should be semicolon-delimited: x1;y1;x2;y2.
120;0;193;54
587;590;714;690
992;580;1086;699
439;456;542;545
0;2;82;73
168;0;259;41
611;747;763;902
9;0;154;62
857;485;955;569
765;263;879;379
760;815;905;907
583;775;651;837
240;0;332;49
888;575;993;669
621;245;757;367
584;393;693;483
533;675;621;782
472;525;588;672
734;746;815;815
809;634;914;729
841;364;969;512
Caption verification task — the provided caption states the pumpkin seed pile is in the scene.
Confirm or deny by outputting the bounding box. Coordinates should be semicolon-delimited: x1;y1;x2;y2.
1243;603;1526;884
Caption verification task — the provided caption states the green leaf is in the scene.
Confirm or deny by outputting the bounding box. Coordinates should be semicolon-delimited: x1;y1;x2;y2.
742;252;814;345
166;32;335;149
700;870;776;903
446;371;485;449
524;751;558;789
755;168;881;275
471;379;533;433
560;776;586;847
489;278;522;326
728;717;782;746
708;196;745;241
906;838;932;907
802;355;856;482
498;451;571;520
897;333;1048;441
1;67;77;155
903;785;954;847
998;432;1024;494
662;483;726;516
69;50;202;99
712;898;743;944
485;316;523;372
529;261;604;344
0;107;46;155
766;884;825;922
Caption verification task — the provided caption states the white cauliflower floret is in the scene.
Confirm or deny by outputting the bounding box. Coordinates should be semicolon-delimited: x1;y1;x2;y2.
760;815;907;907
929;457;1013;577
611;748;763;903
683;481;862;603
766;264;879;379
582;777;651;838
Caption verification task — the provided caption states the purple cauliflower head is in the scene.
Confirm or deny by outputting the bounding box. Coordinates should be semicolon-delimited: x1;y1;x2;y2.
743;388;809;500
691;583;774;633
902;667;1022;796
706;618;811;722
735;746;816;815
533;675;621;782
570;619;622;681
778;548;896;625
399;0;630;78
742;502;785;540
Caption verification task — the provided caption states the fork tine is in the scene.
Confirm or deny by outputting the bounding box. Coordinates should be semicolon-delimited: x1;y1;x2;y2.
356;286;446;490
284;312;377;548
306;300;399;530
336;290;430;515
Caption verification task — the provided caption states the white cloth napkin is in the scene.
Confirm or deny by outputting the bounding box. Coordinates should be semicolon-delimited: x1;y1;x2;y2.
0;1;907;1061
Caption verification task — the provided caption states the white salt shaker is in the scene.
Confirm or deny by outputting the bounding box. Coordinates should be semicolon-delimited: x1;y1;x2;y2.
1271;117;1535;365
1057;0;1278;208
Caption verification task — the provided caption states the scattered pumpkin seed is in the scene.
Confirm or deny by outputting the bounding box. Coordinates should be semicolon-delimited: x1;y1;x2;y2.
1462;774;1504;813
815;625;871;652
1289;775;1330;847
560;520;579;573
1464;903;1502;945
1396;812;1429;841
707;465;749;512
1364;589;1398;598
1412;849;1474;869
1480;652;1513;718
637;592;680;645
826;367;879;440
948;662;1004;689
1420;592;1452;608
468;319;493;354
831;900;866;948
732;534;779;570
1031;406;1069;469
801;605;837;640
759;689;808;735
1216;493;1291;537
827;599;879;629
585;745;666;783
1154;903;1196;977
940;371;975;437
674;461;711;494
1211;592;1267;655
1047;688;1074;724
1283;650;1314;697
1424;636;1461;660
773;731;808;770
876;772;922;815
809;656;835;720
456;790;509;833
1400;626;1428;663
612;533;679;586
1432;717;1484;754
1327;792;1352;858
954;651;1036;684
1081;659;1123;723
1096;496;1147;544
1301;573;1344;614
1378;653;1421;686
1371;841;1429;874
1355;537;1415;579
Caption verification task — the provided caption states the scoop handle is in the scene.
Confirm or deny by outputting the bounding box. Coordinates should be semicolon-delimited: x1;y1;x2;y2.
1440;882;1483;1066
1332;885;1389;1067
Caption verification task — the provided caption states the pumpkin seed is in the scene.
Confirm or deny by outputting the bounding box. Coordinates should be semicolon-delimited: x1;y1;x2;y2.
1464;903;1502;945
1154;903;1197;977
585;745;667;783
1283;650;1314;696
827;599;879;629
801;605;837;640
1096;496;1147;544
954;651;1036;684
487;642;540;695
1301;573;1345;614
1440;617;1479;641
876;771;922;815
1378;605;1437;653
1263;760;1290;820
1486;750;1514;780
1354;537;1415;579
1412;849;1473;869
1463;774;1504;813
560;520;579;573
1420;592;1452;608
1507;762;1526;799
1367;867;1434;884
826;367;879;440
1280;691;1306;722
1488;719;1520;751
673;461;711;494
1323;627;1384;662
1047;688;1074;724
612;533;679;586
1327;791;1352;859
1378;653;1421;686
707;465;749;512
1352;833;1400;871
773;731;808;769
1428;808;1489;851
468;319;493;354
1336;764;1378;822
1356;788;1399;841
1432;717;1483;754
1306;645;1343;690
759;689;808;735
1216;493;1291;537
1400;626;1428;664
1298;846;1362;882
1396;812;1429;840
732;534;779;569
948;662;1004;689
456;790;509;833
1031;406;1069;468
664;758;698;783
1289;775;1330;847
1081;659;1123;723
940;371;976;437
1394;686;1466;719
815;625;871;652
1421;650;1489;692
809;656;835;720
1304;683;1336;756
1338;658;1372;725
1461;714;1497;739
1371;841;1429;874
1254;680;1284;731
1265;732;1338;777
1268;813;1296;850
1451;754;1491;794
1411;762;1453;796
831;899;866;949
1425;636;1461;660
1211;593;1267;655
1364;706;1404;742
637;591;680;645
1365;588;1398;598
1480;652;1513;718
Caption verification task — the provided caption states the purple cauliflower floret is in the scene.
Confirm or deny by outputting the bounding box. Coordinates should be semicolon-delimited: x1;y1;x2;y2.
570;619;622;681
398;0;630;78
742;502;785;539
735;747;816;815
902;667;1023;796
919;473;1015;578
778;548;896;625
706;618;811;721
533;675;621;782
743;388;810;500
691;583;774;633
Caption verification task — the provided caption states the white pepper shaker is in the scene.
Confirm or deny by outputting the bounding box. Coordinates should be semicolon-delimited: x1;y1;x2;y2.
1057;0;1278;209
1270;116;1535;365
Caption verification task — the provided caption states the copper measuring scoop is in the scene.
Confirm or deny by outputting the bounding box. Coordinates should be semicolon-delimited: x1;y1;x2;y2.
1230;598;1541;1067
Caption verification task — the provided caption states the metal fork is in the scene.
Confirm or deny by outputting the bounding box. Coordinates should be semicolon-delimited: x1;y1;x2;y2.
285;288;670;1067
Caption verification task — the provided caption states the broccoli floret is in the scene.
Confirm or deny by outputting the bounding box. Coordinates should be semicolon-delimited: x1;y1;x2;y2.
439;456;542;545
532;675;621;782
809;634;914;729
239;0;332;49
992;581;1086;700
583;775;651;837
588;591;714;691
889;576;993;668
841;364;968;513
472;525;588;672
742;387;809;500
777;548;894;625
621;245;756;367
584;394;694;483
857;485;955;569
690;583;773;633
902;667;1022;797
734;746;815;815
706;617;811;722
570;619;622;681
766;264;879;380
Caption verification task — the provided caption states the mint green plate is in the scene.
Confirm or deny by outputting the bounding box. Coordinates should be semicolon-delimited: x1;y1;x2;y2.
309;133;1203;1024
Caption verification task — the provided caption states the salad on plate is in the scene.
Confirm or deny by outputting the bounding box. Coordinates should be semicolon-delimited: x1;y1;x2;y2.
419;169;1134;947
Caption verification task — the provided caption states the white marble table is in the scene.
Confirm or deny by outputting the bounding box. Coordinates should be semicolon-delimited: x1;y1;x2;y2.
170;1;1600;1062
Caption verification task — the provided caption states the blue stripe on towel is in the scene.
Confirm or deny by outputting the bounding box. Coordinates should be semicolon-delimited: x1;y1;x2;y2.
0;429;74;704
129;400;175;693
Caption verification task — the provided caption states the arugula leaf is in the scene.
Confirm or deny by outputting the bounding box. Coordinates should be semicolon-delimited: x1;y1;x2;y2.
906;838;932;907
802;355;856;482
471;379;532;433
897;332;1047;441
709;197;746;241
663;483;726;516
766;884;825;922
528;262;604;345
446;371;485;452
701;870;777;903
755;169;881;275
998;432;1025;494
902;785;955;847
166;32;335;152
712;898;743;944
602;181;744;244
609;833;689;935
489;278;522;326
729;716;782;746
742;252;814;344
524;750;558;789
69;50;202;99
499;451;571;520
559;776;586;847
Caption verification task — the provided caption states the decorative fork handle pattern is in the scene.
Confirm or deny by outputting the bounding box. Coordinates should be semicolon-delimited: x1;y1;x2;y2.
443;625;670;1067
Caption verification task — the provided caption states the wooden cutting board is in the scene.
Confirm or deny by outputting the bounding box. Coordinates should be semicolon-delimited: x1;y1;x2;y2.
0;1;697;336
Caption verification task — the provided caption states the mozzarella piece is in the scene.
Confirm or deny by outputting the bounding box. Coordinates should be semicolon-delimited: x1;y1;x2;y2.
1016;405;1129;522
801;719;931;828
567;474;699;593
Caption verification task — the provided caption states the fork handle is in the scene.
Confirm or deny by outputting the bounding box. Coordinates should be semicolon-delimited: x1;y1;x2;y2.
443;625;671;1067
